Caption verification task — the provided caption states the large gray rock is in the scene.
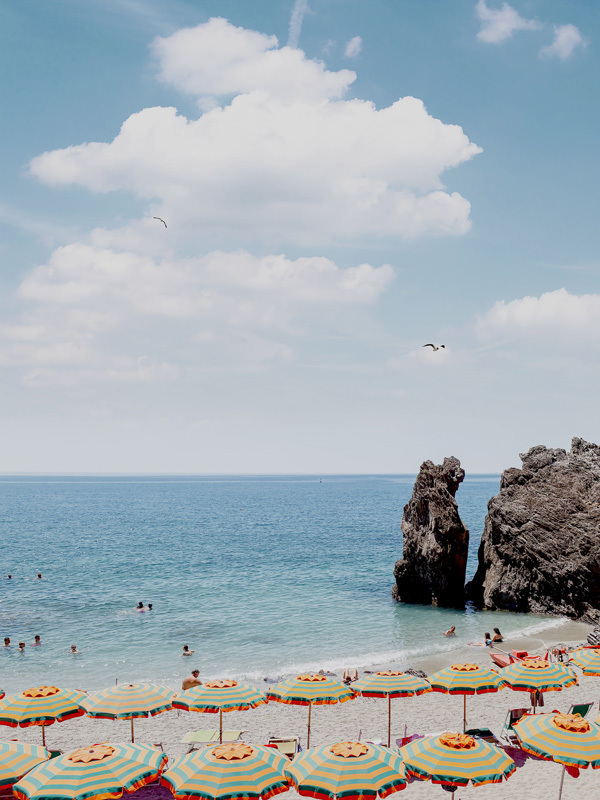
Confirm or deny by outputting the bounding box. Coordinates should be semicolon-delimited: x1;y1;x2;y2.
393;457;468;608
466;438;600;623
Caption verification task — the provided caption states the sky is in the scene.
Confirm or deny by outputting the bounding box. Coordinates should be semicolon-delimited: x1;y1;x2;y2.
1;0;599;474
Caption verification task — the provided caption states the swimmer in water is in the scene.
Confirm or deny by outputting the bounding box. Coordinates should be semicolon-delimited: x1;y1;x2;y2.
18;642;26;652
146;603;153;611
70;644;80;654
3;637;10;647
182;645;194;657
7;574;11;579
136;602;145;612
443;626;456;637
31;635;41;646
37;573;42;579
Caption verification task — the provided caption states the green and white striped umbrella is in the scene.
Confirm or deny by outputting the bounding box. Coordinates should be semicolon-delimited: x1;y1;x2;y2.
82;683;175;743
13;742;167;800
161;742;289;800
0;740;49;789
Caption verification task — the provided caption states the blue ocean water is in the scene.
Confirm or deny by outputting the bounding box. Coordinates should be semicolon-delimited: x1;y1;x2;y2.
0;475;565;694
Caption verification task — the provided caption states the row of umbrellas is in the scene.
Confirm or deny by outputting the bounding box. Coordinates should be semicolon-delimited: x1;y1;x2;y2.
0;651;590;749
1;711;600;800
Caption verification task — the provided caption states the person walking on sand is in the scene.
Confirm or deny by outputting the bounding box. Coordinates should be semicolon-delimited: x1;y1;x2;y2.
182;670;202;690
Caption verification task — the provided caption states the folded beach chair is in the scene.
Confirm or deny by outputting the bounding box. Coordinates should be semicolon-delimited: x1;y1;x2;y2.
567;702;593;719
267;737;301;759
500;708;529;746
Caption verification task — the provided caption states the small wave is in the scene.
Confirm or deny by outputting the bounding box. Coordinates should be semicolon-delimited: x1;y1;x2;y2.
507;616;570;639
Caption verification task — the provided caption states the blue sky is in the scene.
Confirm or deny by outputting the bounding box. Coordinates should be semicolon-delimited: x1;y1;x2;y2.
0;0;598;473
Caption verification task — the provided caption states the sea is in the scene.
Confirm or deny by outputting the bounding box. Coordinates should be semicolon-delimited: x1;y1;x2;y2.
0;474;575;694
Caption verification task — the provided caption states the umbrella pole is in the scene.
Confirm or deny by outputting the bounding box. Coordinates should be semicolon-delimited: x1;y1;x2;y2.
558;764;566;800
463;695;467;734
130;717;135;743
307;702;312;749
219;709;223;744
388;695;391;748
41;724;46;747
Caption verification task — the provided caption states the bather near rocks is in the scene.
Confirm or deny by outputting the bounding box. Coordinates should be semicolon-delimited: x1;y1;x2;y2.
393;457;469;608
466;438;600;623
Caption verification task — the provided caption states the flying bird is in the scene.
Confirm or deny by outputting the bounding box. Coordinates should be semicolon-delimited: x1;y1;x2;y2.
153;216;167;228
422;344;445;351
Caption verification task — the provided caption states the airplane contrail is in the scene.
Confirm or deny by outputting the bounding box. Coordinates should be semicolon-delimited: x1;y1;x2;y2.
288;0;308;48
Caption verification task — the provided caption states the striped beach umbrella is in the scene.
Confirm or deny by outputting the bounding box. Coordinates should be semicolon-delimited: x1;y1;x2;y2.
161;742;289;800
285;741;407;799
400;731;516;789
0;686;86;746
352;671;431;747
428;663;505;733
514;712;600;800
500;657;577;712
267;674;356;749
0;741;49;790
82;683;175;743
568;646;600;676
13;742;167;800
174;681;266;744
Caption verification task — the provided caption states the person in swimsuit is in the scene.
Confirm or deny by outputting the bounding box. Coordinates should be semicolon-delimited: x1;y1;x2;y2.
3;638;10;647
70;644;80;654
182;670;202;690
443;626;456;636
182;645;194;656
492;628;503;643
31;635;41;646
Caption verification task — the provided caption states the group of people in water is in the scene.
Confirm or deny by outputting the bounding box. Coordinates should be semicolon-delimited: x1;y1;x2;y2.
2;636;80;653
443;626;504;645
136;602;153;612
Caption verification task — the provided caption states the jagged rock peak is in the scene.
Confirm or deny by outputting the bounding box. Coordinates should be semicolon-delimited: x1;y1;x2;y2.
467;437;600;623
392;457;469;609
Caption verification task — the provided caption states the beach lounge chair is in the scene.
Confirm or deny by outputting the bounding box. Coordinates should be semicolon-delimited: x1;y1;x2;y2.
465;727;502;745
567;702;593;719
267;737;301;760
500;708;529;746
181;730;218;751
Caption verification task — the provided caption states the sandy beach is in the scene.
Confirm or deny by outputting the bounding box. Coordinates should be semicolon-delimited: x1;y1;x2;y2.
7;626;599;800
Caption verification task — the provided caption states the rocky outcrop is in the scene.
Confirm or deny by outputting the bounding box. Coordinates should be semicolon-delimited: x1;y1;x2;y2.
393;457;469;608
466;438;600;623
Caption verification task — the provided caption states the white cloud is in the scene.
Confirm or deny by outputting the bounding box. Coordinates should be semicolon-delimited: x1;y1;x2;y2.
31;22;481;247
152;17;353;104
540;24;584;60
476;288;600;342
344;36;362;58
288;0;309;48
475;0;541;44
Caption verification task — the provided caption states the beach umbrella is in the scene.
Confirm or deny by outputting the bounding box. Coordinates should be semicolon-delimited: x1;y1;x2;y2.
0;690;4;700
267;674;356;749
82;682;175;743
285;740;407;799
500;657;577;712
0;686;86;746
0;741;49;790
13;742;167;800
428;663;505;733
352;670;431;747
400;731;515;792
568;645;600;676
174;680;266;744
161;742;289;800
514;711;600;800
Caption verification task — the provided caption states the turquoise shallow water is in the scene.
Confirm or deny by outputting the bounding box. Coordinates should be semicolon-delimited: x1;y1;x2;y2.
0;475;568;693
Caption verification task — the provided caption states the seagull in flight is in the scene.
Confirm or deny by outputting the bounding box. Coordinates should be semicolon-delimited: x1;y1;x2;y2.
153;216;167;228
422;343;445;351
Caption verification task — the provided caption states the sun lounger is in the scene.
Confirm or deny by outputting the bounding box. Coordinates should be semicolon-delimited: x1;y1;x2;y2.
465;727;502;745
267;736;301;759
220;730;243;742
567;702;593;719
500;708;529;746
181;730;218;744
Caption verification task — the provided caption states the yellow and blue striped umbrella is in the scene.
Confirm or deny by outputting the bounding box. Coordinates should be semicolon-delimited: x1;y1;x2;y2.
13;742;167;800
568;646;600;676
428;663;505;733
500;658;577;711
285;741;407;800
0;686;87;745
400;732;516;788
0;740;49;789
174;681;266;744
352;671;431;747
82;683;175;743
161;742;289;800
267;674;356;748
514;712;600;800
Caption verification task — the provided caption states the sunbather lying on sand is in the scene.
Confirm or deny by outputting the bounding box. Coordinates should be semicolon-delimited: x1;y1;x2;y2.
343;668;358;683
